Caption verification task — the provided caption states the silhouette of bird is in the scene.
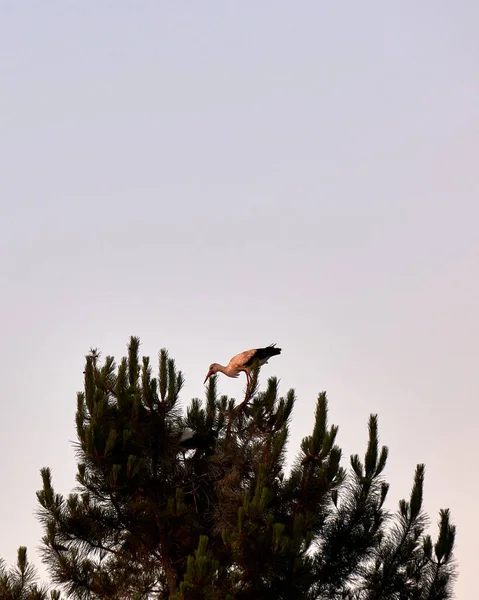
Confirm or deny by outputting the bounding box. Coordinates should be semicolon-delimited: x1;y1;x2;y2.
179;427;202;449
204;344;281;386
178;427;217;455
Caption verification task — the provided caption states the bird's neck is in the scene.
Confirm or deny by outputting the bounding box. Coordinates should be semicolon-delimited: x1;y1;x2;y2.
215;363;232;376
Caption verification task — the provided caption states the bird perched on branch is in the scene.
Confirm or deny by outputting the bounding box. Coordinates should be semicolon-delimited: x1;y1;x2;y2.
179;428;209;450
204;344;281;386
179;427;198;448
178;427;218;456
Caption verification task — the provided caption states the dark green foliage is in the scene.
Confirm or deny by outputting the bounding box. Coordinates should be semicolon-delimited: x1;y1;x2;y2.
5;337;457;599
0;547;62;600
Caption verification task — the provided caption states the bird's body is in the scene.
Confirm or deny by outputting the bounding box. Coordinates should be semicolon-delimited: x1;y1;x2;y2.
179;428;195;445
204;344;281;385
178;427;218;454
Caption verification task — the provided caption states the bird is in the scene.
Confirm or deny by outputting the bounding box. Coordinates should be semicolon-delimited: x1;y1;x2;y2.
178;427;204;450
204;344;281;386
178;427;217;453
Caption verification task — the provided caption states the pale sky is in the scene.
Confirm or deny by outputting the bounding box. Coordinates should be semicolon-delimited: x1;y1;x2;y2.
1;2;478;597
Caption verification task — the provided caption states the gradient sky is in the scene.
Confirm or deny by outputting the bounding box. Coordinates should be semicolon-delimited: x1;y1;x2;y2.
1;2;478;597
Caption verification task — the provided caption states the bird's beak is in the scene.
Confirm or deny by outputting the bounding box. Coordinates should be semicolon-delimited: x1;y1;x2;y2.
204;370;212;384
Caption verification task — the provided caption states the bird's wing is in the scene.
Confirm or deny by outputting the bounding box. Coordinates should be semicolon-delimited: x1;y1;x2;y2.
229;348;256;369
243;344;281;367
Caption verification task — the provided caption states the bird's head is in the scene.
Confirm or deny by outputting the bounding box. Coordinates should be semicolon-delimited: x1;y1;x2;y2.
204;363;218;384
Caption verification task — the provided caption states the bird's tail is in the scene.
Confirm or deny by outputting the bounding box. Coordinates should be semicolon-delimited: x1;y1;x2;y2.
266;344;281;357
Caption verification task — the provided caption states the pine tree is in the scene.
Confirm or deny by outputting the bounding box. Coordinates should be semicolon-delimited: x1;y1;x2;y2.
31;337;456;599
0;547;61;600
